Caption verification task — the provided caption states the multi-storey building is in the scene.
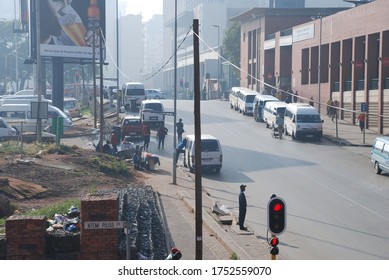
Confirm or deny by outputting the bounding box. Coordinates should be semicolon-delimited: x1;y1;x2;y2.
235;0;389;133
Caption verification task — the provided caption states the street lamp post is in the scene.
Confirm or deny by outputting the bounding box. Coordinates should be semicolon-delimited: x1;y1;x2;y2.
311;15;323;113
212;25;220;98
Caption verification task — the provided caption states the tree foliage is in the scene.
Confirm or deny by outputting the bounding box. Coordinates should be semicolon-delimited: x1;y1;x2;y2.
222;21;241;76
0;21;32;92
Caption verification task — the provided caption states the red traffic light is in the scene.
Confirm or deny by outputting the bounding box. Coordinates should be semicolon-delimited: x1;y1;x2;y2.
270;237;279;247
273;203;283;212
267;196;286;235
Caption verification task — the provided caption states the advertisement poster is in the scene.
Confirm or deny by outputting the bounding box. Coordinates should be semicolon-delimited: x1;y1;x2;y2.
39;0;106;59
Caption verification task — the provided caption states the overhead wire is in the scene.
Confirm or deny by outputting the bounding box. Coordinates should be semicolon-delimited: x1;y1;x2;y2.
192;29;389;120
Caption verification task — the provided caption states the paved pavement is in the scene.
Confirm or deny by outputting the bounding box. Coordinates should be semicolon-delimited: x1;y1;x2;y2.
64;112;381;260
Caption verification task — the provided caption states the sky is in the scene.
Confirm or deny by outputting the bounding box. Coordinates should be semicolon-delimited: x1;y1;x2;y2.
122;0;163;22
0;0;163;22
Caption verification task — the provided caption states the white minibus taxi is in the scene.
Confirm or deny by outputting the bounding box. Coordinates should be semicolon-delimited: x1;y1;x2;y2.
183;134;223;174
253;95;279;122
122;82;145;110
371;136;389;175
0;104;72;133
236;88;258;115
283;103;323;140
263;101;287;129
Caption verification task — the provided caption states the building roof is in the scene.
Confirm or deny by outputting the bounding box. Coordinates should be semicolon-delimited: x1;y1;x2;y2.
229;7;349;22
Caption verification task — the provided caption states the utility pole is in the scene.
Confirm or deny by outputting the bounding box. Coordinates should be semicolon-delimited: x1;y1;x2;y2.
35;0;42;142
173;0;178;184
193;19;203;260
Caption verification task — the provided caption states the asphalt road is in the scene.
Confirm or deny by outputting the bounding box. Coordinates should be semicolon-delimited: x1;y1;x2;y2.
159;99;389;260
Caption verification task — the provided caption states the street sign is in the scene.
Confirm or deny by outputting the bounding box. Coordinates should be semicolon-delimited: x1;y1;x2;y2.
383;57;389;67
84;221;129;230
355;60;363;70
361;102;368;112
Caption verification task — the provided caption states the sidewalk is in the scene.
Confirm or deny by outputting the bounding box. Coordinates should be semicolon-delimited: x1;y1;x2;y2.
321;113;379;146
142;156;271;260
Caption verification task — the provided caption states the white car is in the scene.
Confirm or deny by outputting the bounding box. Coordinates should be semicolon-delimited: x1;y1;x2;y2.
0;117;18;137
145;89;166;99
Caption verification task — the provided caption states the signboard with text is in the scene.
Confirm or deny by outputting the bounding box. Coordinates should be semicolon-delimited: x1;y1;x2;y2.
30;0;106;59
84;221;128;230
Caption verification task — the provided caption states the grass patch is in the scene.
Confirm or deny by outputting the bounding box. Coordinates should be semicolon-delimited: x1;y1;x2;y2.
90;154;130;176
0;141;50;156
46;144;80;155
230;252;238;260
0;199;81;234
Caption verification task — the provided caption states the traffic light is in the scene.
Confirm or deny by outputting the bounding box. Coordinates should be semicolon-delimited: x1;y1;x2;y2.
75;72;80;83
269;236;279;256
267;196;286;235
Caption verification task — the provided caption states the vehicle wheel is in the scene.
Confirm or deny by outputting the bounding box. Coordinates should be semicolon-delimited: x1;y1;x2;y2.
189;166;195;173
292;131;296;140
374;162;382;174
284;126;288;136
242;110;246;115
265;122;269;128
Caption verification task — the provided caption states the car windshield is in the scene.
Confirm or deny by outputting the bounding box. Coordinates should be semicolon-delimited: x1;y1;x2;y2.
296;114;322;123
124;119;141;125
145;103;162;111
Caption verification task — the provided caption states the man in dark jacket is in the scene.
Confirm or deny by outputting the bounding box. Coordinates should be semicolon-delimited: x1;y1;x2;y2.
239;184;248;230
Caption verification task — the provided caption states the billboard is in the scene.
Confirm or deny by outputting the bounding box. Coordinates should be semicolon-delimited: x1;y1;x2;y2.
34;0;106;59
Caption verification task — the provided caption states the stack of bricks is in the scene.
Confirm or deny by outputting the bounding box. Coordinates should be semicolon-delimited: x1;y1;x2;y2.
6;215;47;260
80;193;120;260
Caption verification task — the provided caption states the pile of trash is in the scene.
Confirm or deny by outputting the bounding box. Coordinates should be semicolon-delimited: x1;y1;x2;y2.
46;206;81;235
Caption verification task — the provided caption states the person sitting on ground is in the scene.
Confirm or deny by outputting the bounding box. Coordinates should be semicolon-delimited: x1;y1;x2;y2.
102;140;112;154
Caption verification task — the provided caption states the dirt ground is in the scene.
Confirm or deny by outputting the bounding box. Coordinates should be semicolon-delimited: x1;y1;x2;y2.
0;114;144;212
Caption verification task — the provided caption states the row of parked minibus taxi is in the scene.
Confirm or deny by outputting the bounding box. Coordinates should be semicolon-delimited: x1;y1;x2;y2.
229;87;323;140
0;92;74;137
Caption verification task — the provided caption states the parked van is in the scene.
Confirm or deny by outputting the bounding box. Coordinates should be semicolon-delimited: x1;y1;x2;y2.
121;82;145;110
0;104;72;133
283;103;323;140
253;95;279;122
0;97;52;106
263;101;287;128
64;98;81;118
236;88;257;115
139;99;165;128
13;89;52;100
0;117;18;138
183;134;223;173
371;136;389;175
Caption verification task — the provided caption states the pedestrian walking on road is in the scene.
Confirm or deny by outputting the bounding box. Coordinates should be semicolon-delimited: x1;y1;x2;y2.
238;184;248;231
143;124;151;151
157;124;168;149
176;118;184;142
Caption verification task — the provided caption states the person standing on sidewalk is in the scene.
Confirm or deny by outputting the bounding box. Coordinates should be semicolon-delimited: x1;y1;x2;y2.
357;113;365;132
239;184;248;231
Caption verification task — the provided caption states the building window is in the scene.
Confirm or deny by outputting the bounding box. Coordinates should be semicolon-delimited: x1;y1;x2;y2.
301;48;309;85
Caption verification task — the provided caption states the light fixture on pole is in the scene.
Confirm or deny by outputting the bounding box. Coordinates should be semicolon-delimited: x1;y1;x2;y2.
212;25;220;98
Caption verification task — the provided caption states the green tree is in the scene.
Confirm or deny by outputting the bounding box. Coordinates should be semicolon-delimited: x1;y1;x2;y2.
0;21;32;92
222;21;241;78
